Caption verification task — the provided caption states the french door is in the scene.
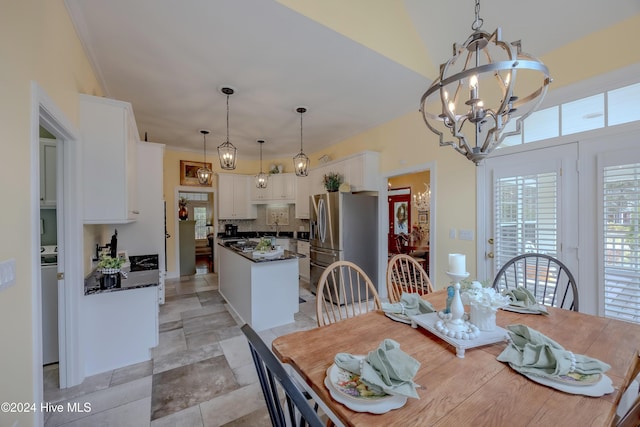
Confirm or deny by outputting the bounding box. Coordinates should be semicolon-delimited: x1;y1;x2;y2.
481;143;579;286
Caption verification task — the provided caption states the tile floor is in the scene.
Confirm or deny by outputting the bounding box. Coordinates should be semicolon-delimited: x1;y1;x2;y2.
43;268;320;426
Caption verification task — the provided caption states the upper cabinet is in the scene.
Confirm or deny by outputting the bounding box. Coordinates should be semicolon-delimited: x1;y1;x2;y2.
308;151;380;196
39;138;57;208
218;173;257;219
294;174;310;219
251;173;296;203
80;94;139;224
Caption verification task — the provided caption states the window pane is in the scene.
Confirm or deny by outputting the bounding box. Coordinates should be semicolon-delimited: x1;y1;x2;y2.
499;118;522;148
603;163;640;324
194;207;207;239
608;82;640;126
494;172;557;271
561;94;604;135
523;106;559;143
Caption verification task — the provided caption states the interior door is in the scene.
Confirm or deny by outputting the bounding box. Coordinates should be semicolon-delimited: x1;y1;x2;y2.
482;143;578;282
388;191;411;254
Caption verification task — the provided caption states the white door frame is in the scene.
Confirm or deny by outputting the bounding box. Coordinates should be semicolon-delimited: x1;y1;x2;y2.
31;82;84;416
171;185;217;278
377;161;436;298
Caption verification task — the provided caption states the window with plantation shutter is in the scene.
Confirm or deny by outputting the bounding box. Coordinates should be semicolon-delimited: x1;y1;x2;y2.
493;172;558;274
602;163;640;323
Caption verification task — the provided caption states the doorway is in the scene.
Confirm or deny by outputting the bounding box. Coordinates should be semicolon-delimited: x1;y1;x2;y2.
387;188;411;254
33;82;85;413
174;187;216;276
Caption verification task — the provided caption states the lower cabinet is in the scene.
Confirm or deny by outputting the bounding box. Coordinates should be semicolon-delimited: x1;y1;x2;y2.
297;240;310;282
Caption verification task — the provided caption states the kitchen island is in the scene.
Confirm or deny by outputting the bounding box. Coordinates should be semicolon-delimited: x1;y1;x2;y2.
218;243;302;331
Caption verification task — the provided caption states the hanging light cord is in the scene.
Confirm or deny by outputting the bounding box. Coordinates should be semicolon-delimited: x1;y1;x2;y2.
299;111;304;152
472;0;483;31
202;132;207;165
226;94;230;142
260;141;263;172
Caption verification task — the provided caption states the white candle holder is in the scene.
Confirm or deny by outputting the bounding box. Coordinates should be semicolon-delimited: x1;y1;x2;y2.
446;271;469;332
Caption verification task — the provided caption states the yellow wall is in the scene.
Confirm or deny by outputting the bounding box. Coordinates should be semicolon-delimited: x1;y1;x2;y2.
0;1;102;425
2;3;639;424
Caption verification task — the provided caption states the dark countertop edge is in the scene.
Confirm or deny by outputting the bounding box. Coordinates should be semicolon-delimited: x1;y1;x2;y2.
84;268;160;296
85;282;158;296
219;245;304;263
217;232;309;240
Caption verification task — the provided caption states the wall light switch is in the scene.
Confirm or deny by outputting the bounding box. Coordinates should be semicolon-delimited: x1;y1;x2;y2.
449;228;456;239
0;258;16;291
459;229;475;241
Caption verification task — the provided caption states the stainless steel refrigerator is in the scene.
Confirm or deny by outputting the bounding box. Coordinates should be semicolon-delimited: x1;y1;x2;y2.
309;191;378;303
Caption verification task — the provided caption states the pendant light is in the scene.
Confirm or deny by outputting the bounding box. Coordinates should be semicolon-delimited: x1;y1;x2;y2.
217;86;237;170
293;106;310;177
196;129;213;185
255;140;269;189
419;0;551;165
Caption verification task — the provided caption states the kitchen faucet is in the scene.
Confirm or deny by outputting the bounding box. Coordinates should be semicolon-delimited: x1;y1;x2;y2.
274;218;280;237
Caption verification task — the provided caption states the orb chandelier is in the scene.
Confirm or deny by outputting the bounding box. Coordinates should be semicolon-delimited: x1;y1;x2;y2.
419;0;552;165
293;106;310;177
217;86;237;170
255;140;269;189
196;130;213;185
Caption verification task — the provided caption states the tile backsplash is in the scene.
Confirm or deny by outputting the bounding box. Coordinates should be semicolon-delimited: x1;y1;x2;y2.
218;204;309;234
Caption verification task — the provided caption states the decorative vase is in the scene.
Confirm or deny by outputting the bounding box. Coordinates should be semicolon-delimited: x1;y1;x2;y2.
178;205;188;220
469;304;497;331
99;271;121;289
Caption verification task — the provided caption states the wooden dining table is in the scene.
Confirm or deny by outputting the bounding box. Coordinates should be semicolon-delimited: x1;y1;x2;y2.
272;290;640;426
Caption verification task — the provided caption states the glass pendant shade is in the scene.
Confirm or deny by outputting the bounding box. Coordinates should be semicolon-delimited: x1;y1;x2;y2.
293;107;309;177
197;129;213;185
255;140;269;189
217;87;237;170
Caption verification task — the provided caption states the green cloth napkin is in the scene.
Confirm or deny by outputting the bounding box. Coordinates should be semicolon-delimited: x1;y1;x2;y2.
381;293;435;317
497;324;610;379
335;339;421;399
505;287;548;315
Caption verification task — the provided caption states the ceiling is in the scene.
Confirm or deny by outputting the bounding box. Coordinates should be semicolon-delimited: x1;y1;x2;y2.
64;0;638;162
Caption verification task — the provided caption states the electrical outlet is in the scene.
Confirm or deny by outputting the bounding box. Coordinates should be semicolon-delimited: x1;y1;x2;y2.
459;229;475;241
449;228;456;239
0;258;16;291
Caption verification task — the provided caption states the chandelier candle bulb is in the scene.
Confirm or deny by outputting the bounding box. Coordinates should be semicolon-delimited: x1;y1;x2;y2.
449;253;466;275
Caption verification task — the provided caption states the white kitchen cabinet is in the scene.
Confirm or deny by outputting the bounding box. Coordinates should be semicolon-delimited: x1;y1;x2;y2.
308;163;328;196
218;173;257;219
39;138;57;208
295;174;310;219
80;94;139;223
297;240;310;282
343;151;380;192
251;173;296;203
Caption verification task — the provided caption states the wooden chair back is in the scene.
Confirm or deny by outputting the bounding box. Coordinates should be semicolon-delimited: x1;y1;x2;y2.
492;253;579;311
316;260;381;327
241;324;324;427
386;253;434;303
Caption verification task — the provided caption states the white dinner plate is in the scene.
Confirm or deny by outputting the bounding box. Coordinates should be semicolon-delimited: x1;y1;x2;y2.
324;362;407;413
523;372;613;396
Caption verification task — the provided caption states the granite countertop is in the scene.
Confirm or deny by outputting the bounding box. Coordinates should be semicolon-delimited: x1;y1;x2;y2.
218;244;304;263
217;231;309;241
85;268;159;295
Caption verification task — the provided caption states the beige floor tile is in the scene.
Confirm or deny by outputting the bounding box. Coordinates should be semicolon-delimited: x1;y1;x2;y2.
150;404;204;427
151;328;187;359
219;335;252;370
56;396;151;427
152;343;223;375
44;369;113;405
45;376;151;427
199;383;267;427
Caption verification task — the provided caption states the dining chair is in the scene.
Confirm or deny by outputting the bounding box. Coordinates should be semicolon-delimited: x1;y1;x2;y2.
241;324;324;427
492;253;579;311
617;395;640;427
386;253;434;303
316;260;381;327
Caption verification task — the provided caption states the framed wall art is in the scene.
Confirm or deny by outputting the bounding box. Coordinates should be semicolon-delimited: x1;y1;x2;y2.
180;160;212;186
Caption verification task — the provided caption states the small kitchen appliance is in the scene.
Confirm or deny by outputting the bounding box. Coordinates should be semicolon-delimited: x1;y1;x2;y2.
224;224;238;237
